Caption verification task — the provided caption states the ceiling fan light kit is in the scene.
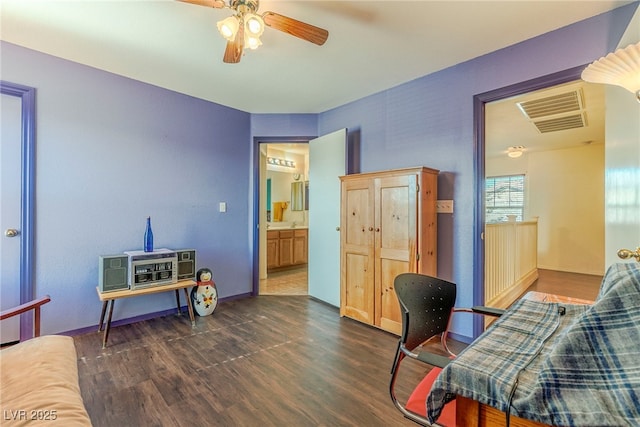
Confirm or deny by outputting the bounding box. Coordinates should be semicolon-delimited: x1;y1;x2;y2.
245;13;264;36
217;16;239;40
181;0;328;63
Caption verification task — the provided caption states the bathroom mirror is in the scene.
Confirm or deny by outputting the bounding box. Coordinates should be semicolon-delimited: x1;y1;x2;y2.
304;181;309;211
291;181;304;211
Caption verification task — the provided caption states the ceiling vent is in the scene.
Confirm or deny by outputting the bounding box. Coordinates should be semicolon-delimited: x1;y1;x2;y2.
517;89;587;133
532;114;587;133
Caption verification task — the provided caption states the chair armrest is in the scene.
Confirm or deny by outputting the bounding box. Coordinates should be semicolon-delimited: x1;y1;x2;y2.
442;306;505;358
471;306;505;317
417;351;451;369
0;295;51;337
0;295;51;320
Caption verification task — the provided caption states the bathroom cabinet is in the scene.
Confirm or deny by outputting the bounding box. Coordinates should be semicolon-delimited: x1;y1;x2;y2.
267;228;308;271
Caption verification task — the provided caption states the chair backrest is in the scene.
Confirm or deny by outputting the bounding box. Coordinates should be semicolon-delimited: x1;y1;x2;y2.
394;273;457;351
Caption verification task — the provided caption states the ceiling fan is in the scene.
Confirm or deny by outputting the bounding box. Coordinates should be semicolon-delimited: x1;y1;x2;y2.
179;0;329;64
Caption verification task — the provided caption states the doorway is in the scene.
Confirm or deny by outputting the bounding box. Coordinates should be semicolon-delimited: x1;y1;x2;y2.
257;140;310;296
484;78;605;301
252;129;347;304
0;81;36;342
473;65;594;335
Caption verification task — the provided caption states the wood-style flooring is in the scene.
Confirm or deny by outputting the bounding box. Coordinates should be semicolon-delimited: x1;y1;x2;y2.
258;267;603;302
73;268;602;426
521;268;602;301
74;295;426;426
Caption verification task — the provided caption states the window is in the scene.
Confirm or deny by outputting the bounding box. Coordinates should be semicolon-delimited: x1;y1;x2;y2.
485;174;525;223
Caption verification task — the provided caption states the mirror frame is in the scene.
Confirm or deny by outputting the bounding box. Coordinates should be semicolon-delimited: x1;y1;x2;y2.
291;181;305;211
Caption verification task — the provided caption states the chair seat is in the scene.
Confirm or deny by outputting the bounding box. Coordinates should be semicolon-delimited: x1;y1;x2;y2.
405;367;456;427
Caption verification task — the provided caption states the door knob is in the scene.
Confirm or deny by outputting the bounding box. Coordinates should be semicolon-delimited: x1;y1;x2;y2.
617;247;640;262
4;228;19;238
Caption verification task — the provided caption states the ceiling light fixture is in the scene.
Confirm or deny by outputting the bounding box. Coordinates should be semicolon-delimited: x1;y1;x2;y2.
217;13;264;51
267;157;296;168
217;16;240;41
243;13;264;50
245;35;262;50
507;146;525;158
581;42;640;103
245;13;264;36
215;2;266;55
183;0;328;64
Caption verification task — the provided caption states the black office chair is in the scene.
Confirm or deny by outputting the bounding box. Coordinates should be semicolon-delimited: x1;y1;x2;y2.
389;273;504;426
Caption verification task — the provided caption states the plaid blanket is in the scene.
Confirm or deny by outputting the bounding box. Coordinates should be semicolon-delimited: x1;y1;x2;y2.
427;263;640;426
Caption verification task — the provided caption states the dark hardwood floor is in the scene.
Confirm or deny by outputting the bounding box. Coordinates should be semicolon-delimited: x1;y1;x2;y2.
73;269;602;426
74;296;427;426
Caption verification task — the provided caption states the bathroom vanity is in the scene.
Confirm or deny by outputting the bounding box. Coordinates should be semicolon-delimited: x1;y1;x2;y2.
266;227;308;271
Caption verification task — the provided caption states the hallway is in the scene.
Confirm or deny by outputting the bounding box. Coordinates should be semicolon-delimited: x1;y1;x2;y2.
522;268;603;302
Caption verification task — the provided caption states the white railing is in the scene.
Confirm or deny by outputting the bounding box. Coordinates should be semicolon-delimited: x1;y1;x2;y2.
484;220;538;308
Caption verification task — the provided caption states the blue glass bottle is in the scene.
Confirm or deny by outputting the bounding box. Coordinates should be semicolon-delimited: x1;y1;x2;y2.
144;216;154;252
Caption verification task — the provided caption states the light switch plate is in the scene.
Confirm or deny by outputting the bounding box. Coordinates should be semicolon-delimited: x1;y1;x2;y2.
219;202;227;213
436;200;454;213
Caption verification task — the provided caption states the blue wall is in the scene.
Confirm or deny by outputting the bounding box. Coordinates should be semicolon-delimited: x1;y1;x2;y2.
0;3;636;339
318;4;636;338
1;42;252;335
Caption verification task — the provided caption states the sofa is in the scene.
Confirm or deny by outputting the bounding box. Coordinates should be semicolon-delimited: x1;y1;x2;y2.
0;296;92;426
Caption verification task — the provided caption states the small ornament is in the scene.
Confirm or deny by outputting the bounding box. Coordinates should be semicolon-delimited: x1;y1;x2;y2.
191;268;218;316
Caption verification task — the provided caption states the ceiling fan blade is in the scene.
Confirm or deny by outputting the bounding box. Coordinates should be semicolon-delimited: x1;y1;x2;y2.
262;12;328;46
178;0;225;8
223;22;244;63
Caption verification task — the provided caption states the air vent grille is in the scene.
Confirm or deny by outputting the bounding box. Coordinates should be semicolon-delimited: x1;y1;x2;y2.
533;113;587;133
517;89;586;133
518;92;582;119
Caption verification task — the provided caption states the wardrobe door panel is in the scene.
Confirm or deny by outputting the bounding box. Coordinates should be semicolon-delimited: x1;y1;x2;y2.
342;253;374;323
377;258;409;335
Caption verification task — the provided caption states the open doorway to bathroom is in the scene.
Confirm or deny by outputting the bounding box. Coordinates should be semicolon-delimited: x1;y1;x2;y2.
259;142;310;295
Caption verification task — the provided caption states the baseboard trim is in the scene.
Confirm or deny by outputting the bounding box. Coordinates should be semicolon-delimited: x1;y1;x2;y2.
486;268;539;309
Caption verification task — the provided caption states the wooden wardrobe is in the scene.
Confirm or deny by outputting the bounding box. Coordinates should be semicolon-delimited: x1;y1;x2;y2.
339;167;438;335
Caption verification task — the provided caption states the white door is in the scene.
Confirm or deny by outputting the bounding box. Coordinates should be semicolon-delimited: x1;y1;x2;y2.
308;129;347;306
0;93;23;344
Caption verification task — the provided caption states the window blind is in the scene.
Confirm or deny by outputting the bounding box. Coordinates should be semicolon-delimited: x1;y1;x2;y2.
485;174;525;223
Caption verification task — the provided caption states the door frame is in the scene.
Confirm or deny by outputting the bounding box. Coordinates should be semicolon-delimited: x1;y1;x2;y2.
472;65;587;337
252;136;315;296
1;81;36;340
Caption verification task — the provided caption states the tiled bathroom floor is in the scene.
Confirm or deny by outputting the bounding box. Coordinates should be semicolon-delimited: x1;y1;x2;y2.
260;265;308;295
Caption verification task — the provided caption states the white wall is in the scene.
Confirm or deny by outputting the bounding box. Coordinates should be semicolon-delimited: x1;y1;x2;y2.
604;9;640;268
487;143;605;275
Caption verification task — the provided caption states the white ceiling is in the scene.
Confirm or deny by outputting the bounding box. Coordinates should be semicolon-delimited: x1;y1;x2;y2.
485;80;605;158
0;0;632;115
